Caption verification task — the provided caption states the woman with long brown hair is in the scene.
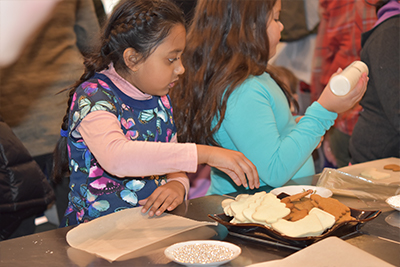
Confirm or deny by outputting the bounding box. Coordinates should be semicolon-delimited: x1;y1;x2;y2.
171;0;368;195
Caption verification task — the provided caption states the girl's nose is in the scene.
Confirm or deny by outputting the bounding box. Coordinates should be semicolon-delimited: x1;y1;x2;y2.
175;60;185;75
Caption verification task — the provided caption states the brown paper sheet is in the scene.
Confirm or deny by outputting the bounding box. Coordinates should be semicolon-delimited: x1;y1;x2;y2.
246;236;395;267
66;207;216;262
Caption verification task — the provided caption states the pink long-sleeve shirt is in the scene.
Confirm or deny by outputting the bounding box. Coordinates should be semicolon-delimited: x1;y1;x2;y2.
76;65;198;194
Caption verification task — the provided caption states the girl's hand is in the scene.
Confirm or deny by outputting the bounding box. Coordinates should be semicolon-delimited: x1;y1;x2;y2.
317;70;368;114
138;181;185;217
295;116;303;123
196;145;259;189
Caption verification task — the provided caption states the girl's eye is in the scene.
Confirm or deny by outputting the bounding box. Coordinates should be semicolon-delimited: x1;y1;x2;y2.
168;57;178;63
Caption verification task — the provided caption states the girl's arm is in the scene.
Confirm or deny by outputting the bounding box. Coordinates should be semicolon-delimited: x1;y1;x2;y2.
79;112;192;216
78;111;198;177
78;110;259;189
221;72;366;188
222;90;331;188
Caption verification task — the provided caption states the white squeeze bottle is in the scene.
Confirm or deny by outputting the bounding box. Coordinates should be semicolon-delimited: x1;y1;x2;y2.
329;61;369;96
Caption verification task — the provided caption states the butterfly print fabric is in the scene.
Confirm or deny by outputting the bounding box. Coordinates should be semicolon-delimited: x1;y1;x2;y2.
61;73;176;226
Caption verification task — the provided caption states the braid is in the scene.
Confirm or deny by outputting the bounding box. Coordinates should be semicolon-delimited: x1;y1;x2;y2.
114;10;156;30
52;48;109;184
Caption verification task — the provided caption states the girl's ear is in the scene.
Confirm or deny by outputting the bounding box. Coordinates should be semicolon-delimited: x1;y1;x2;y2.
123;48;140;72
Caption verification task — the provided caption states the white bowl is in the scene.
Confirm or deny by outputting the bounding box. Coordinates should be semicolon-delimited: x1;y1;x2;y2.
270;185;333;198
164;240;241;266
386;195;400;211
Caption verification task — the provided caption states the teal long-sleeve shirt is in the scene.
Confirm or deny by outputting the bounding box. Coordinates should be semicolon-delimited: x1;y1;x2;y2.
207;72;337;195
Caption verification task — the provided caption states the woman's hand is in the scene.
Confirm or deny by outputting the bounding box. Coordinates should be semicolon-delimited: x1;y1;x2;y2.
318;69;368;114
196;145;259;189
138;181;185;217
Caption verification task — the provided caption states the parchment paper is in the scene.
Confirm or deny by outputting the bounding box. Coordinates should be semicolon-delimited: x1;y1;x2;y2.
339;157;400;185
317;166;400;201
246;236;395;267
66;207;216;262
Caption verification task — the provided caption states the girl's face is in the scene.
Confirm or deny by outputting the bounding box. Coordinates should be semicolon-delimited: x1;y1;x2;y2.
128;24;186;96
267;0;284;59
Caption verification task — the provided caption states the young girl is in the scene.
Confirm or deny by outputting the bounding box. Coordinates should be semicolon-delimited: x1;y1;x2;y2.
53;0;259;227
171;0;368;195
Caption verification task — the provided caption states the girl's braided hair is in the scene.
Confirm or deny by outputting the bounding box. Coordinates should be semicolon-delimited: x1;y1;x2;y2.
52;0;185;183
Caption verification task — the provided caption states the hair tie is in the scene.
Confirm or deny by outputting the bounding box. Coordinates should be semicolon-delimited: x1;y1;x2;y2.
60;129;69;137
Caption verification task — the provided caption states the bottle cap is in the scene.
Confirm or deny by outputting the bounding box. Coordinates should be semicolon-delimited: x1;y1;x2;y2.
329;61;368;96
330;75;351;96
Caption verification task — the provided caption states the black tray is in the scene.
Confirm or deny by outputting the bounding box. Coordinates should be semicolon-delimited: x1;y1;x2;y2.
208;206;381;249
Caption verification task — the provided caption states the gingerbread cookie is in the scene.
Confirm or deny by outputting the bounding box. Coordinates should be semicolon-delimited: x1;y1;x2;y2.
283;208;308;222
384;164;400;172
281;189;313;203
310;194;354;224
281;190;315;222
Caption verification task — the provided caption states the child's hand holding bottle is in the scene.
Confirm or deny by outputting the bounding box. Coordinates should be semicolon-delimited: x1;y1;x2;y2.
317;66;368;114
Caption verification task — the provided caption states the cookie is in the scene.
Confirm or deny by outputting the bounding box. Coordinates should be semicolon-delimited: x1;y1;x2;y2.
310;194;353;222
281;189;313;203
281;191;317;222
243;202;265;224
253;201;291;224
283;208;308;222
384;164;400;172
271;213;325;237
222;199;235;216
360;168;391;179
293;198;315;213
309;207;335;229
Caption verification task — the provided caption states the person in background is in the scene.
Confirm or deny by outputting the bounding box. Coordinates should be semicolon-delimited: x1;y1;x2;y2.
0;0;59;67
0;0;101;223
93;0;107;27
52;0;258;227
310;0;377;167
350;0;400;163
171;0;368;196
0;116;55;240
93;0;108;27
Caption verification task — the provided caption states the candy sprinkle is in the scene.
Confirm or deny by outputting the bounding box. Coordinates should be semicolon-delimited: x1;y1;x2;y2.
172;243;235;264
